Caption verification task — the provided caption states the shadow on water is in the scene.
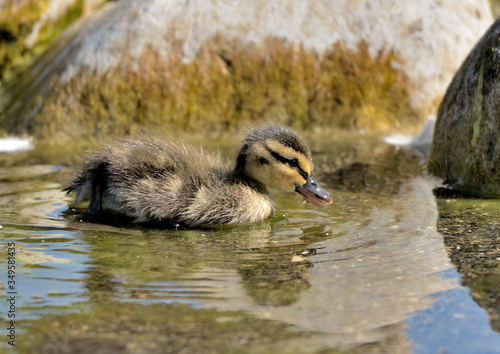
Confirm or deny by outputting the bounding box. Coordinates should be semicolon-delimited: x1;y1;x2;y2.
1;134;500;353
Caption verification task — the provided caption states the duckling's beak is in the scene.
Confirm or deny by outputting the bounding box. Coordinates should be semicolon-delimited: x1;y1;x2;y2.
295;176;333;207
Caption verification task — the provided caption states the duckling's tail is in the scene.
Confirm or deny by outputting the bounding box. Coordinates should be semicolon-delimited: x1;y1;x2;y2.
64;162;109;215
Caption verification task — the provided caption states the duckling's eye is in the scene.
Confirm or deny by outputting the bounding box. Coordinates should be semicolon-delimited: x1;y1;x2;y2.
259;157;270;165
287;158;299;168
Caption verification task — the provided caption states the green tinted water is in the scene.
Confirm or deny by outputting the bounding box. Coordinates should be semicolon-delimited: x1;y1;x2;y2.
1;134;500;353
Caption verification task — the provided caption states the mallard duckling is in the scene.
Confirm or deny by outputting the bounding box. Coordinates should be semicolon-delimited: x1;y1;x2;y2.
65;124;332;227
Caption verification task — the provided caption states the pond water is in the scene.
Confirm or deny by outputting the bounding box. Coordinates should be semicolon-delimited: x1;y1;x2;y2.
1;133;500;353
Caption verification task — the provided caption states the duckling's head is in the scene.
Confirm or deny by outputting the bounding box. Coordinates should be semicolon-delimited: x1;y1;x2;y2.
235;124;333;207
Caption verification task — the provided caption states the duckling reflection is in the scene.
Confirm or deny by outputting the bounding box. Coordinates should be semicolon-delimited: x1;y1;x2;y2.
65;124;332;227
239;244;314;307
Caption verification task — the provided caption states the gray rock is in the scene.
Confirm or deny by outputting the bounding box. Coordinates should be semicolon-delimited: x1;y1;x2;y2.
429;19;500;196
36;0;495;107
429;17;500;196
0;0;493;142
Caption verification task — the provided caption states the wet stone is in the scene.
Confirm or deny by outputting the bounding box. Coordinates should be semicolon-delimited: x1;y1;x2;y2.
437;198;500;332
429;17;500;196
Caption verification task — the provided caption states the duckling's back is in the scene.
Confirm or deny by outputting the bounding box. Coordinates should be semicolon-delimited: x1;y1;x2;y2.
66;134;274;226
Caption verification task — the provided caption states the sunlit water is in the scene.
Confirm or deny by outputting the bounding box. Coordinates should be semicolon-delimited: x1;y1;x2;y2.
1;137;500;353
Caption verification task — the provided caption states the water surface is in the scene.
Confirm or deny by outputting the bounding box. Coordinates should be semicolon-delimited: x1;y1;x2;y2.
1;135;499;353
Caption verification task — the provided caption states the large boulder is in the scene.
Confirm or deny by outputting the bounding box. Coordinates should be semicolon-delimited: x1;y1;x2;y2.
429;17;500;196
0;0;493;150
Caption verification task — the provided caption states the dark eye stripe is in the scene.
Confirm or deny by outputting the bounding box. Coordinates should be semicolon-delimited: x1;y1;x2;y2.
297;168;308;180
265;147;309;180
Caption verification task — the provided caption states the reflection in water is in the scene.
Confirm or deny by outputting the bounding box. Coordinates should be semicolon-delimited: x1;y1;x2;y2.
436;197;500;333
197;178;455;350
1;138;500;352
408;268;500;354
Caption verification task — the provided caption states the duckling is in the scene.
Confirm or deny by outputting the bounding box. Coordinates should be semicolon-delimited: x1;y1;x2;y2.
64;124;332;227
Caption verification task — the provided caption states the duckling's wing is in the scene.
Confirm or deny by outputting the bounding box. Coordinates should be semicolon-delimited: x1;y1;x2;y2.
104;136;222;189
103;136;228;223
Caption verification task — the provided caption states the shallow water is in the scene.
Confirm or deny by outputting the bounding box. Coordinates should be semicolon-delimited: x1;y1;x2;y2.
1;136;500;353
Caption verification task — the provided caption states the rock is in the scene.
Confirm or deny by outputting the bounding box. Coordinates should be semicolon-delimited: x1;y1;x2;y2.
23;0;103;48
429;17;500;196
385;116;435;157
0;0;103;81
0;0;493;150
437;198;500;332
492;0;500;18
24;0;81;48
24;1;496;105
